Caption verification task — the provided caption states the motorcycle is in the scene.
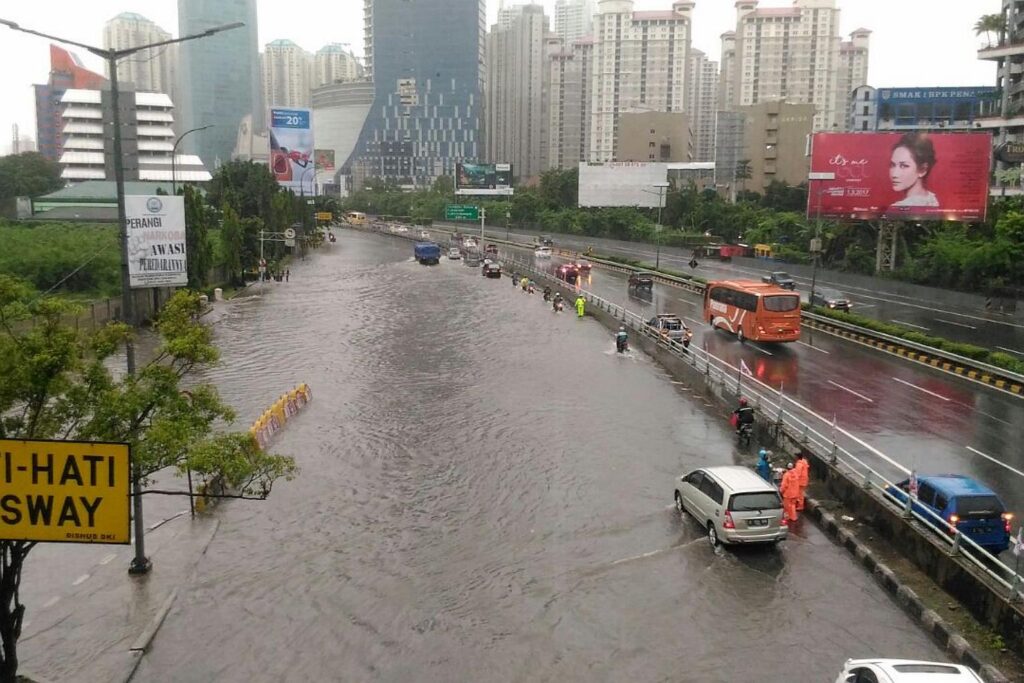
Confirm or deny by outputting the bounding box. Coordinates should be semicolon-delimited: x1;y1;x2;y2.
553;298;564;313
683;328;693;350
616;337;629;353
736;421;753;447
543;289;552;302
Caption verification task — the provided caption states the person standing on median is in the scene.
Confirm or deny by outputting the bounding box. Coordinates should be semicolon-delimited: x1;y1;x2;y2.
575;294;585;318
780;462;800;523
794;453;809;511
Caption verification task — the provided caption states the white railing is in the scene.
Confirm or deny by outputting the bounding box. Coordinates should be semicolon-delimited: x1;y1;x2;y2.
504;252;1024;598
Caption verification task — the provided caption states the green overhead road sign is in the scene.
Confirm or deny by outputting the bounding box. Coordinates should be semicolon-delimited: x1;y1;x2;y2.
445;204;479;221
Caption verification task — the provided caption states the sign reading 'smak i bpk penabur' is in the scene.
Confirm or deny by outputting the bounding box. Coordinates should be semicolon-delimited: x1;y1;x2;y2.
0;439;131;544
125;195;187;289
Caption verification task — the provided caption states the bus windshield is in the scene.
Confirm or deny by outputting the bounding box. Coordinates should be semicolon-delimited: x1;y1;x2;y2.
762;295;800;312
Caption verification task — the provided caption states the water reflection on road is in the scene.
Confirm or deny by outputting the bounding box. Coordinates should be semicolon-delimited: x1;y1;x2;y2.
135;230;942;682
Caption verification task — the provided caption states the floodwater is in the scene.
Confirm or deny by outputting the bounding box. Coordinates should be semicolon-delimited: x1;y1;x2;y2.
134;230;942;682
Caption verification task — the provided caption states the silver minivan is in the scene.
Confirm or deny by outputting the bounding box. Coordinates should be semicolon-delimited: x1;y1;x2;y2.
674;466;787;547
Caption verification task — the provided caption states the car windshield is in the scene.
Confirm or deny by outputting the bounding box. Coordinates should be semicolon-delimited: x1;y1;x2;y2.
956;495;1005;518
762;295;800;312
775;272;791;280
661;319;682;330
729;492;782;511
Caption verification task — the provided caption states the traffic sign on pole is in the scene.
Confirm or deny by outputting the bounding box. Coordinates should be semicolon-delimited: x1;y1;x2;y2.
445;204;480;221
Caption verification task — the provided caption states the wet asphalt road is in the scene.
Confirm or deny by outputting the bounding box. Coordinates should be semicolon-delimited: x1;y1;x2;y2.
134;230;943;682
471;225;1024;354
500;246;1024;518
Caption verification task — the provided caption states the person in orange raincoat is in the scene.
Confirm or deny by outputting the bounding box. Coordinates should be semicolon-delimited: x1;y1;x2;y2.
794;453;810;511
780;462;800;523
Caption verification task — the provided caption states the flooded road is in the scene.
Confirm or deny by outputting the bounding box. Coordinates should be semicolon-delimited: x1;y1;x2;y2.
135;230;942;682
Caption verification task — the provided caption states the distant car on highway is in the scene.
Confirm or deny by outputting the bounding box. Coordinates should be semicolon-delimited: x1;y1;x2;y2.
646;314;687;342
535;246;553;259
535;235;554;247
628;272;654;291
761;271;796;290
555;263;579;284
674;466;787;547
463;238;478;249
485;244;498;255
833;659;983;683
885;474;1012;555
575;259;592;272
482;262;502;278
464;253;482;267
419;230;431;239
447;247;462;260
810;287;851;311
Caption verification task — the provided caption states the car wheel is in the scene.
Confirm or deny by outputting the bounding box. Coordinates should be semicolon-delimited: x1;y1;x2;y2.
675;491;685;515
707;522;719;548
737;328;745;343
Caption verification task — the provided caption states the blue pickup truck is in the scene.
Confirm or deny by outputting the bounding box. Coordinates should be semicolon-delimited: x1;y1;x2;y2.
414;242;441;265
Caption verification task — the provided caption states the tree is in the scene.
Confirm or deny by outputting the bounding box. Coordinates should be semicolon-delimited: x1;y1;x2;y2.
0;281;296;681
0;153;64;215
220;205;245;285
207;161;281;221
538;168;578;209
975;13;1004;47
184;186;213;290
734;160;753;197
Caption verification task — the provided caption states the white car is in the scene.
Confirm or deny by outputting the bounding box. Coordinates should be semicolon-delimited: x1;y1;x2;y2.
834;659;984;683
534;246;552;259
463;238;478;249
447;247;462;260
419;230;430;238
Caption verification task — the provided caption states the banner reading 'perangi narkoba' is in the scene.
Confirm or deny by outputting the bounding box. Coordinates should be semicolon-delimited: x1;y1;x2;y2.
270;108;314;194
125;195;187;289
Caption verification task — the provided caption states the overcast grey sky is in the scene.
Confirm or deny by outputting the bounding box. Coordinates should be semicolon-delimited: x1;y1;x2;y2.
0;0;1000;154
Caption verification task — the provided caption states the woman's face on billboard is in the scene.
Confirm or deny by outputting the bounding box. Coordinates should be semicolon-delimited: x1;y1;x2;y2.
890;146;926;192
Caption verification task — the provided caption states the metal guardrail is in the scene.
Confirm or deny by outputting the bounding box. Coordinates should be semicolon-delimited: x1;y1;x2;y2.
504;253;1024;600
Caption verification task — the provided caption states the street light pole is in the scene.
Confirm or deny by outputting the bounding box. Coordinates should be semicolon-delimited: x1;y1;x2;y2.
172;125;212;196
807;172;836;309
652;182;669;271
1;16;244;577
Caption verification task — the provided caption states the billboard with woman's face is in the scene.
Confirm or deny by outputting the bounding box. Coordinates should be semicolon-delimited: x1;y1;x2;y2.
808;132;992;222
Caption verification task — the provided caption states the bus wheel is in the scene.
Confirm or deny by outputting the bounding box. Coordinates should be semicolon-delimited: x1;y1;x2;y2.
737;328;745;343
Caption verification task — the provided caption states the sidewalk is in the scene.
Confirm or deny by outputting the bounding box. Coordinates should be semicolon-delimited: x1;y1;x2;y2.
16;510;220;683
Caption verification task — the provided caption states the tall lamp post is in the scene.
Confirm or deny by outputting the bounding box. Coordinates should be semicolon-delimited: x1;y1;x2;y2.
172;125;212;195
643;181;671;270
1;17;244;576
807;171;836;308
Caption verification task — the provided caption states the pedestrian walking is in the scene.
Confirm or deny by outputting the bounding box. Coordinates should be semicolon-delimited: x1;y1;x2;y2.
780;463;800;523
795;453;809;511
285;269;290;282
575;294;585;318
755;449;771;482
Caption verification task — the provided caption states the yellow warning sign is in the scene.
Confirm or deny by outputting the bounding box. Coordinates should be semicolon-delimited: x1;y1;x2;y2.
0;439;131;544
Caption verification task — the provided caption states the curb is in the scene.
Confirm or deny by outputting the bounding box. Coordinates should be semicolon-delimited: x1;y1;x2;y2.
806;500;1011;683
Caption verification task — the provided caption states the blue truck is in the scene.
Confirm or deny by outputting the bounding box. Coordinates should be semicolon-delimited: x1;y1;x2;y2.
414;242;441;265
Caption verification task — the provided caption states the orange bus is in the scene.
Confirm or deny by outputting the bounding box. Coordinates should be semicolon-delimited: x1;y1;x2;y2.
704;279;801;343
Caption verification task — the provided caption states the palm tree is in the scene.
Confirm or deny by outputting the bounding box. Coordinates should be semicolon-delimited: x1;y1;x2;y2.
975;13;1004;48
734;159;753;197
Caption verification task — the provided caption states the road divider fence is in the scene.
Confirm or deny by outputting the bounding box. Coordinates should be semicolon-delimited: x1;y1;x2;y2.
250;383;314;450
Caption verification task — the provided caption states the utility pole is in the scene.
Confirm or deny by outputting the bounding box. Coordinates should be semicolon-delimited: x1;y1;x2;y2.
1;16;244;577
172;125;212;196
807;172;836;308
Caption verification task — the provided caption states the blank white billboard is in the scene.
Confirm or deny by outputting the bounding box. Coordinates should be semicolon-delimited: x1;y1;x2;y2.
577;162;669;208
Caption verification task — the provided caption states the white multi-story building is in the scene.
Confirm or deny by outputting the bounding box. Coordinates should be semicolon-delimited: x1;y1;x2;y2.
59;88;209;183
835;28;871;128
487;4;549;179
719;31;736;113
553;0;594;46
262;39;312;109
547;37;594;169
102;12;176;96
313;44;363;88
589;0;694;162
686;49;719;162
728;0;866;131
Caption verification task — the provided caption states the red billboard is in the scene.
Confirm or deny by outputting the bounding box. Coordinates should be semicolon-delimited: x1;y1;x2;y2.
807;132;992;222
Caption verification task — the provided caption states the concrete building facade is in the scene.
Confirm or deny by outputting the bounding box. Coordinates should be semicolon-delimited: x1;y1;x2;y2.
546;38;594;169
589;0;695;162
719;31;736;113
59;88;209;184
348;0;486;189
977;1;1024;149
850;86;1001;132
177;0;262;170
263;39;312;108
615;111;691;162
313;44;363;88
739;100;813;190
553;0;595;46
686;49;719;162
835;28;871;126
729;0;865;132
311;80;375;191
34;45;106;162
102;13;176;97
487;4;549;180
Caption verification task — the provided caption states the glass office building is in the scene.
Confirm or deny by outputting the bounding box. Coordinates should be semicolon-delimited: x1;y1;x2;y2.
177;0;262;169
347;0;486;189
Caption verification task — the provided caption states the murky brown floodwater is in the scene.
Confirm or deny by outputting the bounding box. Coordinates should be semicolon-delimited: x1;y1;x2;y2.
134;230;942;682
